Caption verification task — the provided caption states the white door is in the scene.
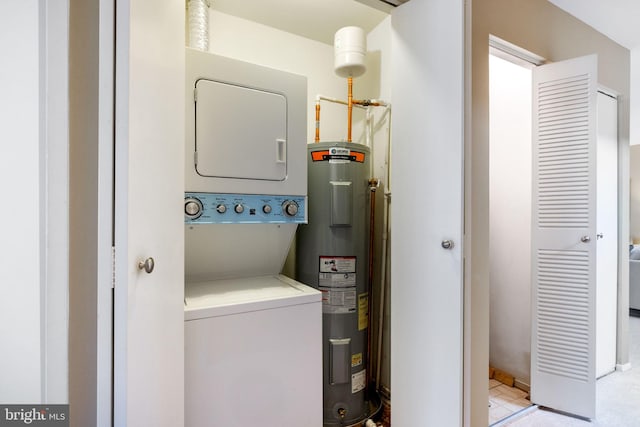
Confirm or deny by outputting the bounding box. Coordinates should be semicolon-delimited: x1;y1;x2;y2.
595;91;618;378
390;0;465;425
531;54;597;419
113;0;184;425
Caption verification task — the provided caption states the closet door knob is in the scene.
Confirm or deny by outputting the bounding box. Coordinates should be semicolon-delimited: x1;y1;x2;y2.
138;257;155;274
441;240;454;250
581;236;591;243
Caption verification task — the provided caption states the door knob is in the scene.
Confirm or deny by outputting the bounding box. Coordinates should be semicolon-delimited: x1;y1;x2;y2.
138;257;155;274
580;236;591;243
597;233;604;240
441;240;454;250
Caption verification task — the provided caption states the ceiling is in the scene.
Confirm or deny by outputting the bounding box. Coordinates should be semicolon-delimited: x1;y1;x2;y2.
211;0;391;45
210;1;640;51
548;0;640;49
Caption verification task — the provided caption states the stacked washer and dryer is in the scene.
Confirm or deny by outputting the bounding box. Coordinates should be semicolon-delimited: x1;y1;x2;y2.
183;25;384;427
182;49;322;427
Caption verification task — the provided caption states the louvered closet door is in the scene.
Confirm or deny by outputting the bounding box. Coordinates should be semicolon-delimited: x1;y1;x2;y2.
531;54;597;420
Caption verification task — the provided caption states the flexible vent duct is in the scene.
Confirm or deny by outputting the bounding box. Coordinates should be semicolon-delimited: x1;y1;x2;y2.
188;0;210;51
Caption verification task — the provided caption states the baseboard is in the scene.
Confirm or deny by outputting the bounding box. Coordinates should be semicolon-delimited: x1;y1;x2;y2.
514;379;530;393
616;362;632;372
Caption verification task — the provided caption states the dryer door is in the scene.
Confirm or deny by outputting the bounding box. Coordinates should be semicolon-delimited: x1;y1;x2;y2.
194;79;287;181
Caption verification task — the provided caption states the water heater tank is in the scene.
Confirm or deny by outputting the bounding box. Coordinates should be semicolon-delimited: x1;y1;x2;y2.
296;141;371;426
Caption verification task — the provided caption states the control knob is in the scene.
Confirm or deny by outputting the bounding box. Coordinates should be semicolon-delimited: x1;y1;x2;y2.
263;204;272;214
184;197;203;220
282;200;299;217
216;204;227;214
234;204;244;214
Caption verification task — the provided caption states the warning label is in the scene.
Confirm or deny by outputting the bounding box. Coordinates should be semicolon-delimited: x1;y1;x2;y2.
358;293;368;331
352;369;366;394
319;287;357;314
320;256;356;273
319;256;357;314
319;272;356;287
351;353;363;368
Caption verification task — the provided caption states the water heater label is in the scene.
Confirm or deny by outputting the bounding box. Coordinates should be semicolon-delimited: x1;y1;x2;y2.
319;256;357;314
358;293;368;331
310;150;366;163
351;353;363;368
319;287;356;314
319;256;356;273
352;370;366;394
319;273;356;287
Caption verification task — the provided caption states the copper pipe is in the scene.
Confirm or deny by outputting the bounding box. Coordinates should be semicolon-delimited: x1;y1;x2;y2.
347;77;353;142
314;94;385;144
315;101;320;143
366;177;378;398
316;95;367;109
353;99;383;107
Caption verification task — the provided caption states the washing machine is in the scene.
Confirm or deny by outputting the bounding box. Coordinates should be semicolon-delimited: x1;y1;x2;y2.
183;49;321;427
184;275;321;426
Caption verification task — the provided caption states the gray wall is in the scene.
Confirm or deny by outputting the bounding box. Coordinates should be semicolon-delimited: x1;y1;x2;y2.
69;0;101;424
469;1;630;425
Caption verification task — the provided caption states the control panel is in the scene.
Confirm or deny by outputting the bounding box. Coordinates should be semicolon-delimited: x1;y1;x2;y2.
185;193;307;224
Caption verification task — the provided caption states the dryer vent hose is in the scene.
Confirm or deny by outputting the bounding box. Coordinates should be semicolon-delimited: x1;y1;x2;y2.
188;0;210;51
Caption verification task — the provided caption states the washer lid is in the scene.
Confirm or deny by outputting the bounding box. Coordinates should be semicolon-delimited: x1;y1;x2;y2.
184;274;320;320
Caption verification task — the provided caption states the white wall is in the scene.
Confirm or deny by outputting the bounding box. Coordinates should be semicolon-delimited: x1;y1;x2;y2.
0;0;43;403
631;47;640;249
0;0;69;405
631;47;640;146
365;16;392;393
207;10;379;145
42;0;70;404
631;48;640;239
488;53;532;385
631;145;640;241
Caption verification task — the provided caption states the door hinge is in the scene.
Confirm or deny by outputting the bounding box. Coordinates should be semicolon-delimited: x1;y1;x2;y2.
194;151;198;166
111;246;116;289
193;88;197;103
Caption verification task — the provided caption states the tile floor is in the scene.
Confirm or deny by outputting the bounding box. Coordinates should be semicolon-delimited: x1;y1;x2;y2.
488;379;531;425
